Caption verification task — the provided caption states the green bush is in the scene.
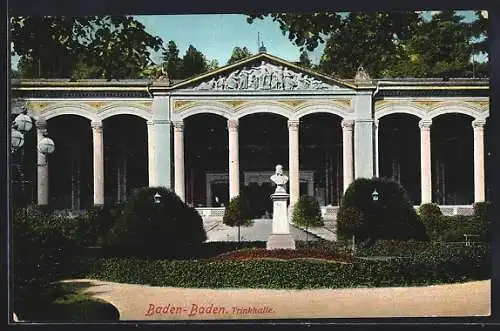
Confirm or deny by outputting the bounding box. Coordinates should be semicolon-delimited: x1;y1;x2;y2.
81;244;490;289
337;178;428;245
417;203;442;218
473;202;492;240
473;201;492;222
292;195;324;227
75;205;121;247
421;213;489;242
13;206;82;317
104;187;207;258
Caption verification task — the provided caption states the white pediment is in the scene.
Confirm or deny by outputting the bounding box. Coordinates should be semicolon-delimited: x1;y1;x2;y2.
191;60;340;92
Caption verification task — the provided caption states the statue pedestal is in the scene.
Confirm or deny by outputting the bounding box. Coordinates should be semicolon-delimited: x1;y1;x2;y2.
267;191;295;250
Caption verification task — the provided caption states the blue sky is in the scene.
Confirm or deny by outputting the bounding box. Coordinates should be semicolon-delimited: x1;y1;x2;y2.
11;11;483;70
134;14;324;66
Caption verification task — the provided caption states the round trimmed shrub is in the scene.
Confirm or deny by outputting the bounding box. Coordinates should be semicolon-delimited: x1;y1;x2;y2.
337;178;428;245
104;187;207;258
292;195;324;227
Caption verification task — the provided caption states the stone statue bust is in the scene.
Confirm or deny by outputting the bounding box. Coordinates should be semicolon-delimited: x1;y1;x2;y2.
270;164;288;193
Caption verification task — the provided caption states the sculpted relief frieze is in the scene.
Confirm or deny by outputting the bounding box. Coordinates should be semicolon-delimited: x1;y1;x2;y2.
192;61;338;91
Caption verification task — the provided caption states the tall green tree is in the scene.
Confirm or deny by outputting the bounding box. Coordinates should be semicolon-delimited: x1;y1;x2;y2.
298;51;312;68
227;46;252;65
390;11;474;78
182;45;208;78
11;16;163;80
161;40;183;80
319;12;420;78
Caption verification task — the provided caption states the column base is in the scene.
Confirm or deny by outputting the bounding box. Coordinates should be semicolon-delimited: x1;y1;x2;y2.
266;234;296;250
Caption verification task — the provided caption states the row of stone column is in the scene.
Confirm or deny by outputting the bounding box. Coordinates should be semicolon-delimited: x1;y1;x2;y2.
35;116;486;207
373;118;486;204
170;118;355;207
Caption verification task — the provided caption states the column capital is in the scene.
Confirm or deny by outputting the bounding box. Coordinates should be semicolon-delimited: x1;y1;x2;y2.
153;119;171;125
418;119;432;129
35;119;47;130
172;120;184;132
227;119;239;131
472;118;486;129
341;119;354;129
91;120;103;129
287;120;300;130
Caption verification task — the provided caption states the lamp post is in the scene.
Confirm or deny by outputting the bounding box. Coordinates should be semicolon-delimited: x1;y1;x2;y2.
10;105;55;207
154;192;162;205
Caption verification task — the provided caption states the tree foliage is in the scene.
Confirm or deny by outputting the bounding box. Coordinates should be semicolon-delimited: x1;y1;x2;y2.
11;16;163;80
248;11;488;78
298;51;312;68
389;11;474;78
182;45;208;78
227;46;252;65
161;40;183;80
223;195;253;243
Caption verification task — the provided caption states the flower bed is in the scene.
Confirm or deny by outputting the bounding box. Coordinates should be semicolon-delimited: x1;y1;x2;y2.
211;248;358;263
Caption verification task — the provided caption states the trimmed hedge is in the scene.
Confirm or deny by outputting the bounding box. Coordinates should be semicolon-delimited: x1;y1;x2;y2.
80;244;490;289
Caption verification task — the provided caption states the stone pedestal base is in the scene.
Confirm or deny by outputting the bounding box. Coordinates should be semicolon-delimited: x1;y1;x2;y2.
266;233;296;250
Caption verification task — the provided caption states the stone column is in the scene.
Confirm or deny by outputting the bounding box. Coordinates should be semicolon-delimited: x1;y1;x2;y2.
353;93;375;179
36;120;49;206
341;119;354;192
419;119;432;204
152;96;172;189
147;120;156;187
173;120;185;201
228;119;240;200
91;120;104;205
288;120;300;207
472;119;486;202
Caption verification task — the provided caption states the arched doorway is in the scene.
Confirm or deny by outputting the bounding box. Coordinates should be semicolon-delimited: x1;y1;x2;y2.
239;113;288;217
184;113;228;207
431;114;474;205
299;113;343;206
103;115;148;205
48;115;92;210
378;114;421;204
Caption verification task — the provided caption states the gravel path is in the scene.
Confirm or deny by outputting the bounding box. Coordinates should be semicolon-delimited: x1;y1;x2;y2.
63;279;490;320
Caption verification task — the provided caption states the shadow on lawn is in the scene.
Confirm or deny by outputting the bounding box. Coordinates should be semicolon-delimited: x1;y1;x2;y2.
17;280;120;322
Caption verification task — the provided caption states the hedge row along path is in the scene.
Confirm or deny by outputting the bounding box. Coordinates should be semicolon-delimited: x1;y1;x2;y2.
63;279;490;320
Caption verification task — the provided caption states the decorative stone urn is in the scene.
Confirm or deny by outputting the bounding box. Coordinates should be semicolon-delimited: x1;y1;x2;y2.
266;165;296;250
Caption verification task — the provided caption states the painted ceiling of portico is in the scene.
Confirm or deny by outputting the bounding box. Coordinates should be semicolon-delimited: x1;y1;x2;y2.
168;53;357;92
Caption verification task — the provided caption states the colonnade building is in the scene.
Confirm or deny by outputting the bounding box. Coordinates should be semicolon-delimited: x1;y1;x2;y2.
11;53;490;217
